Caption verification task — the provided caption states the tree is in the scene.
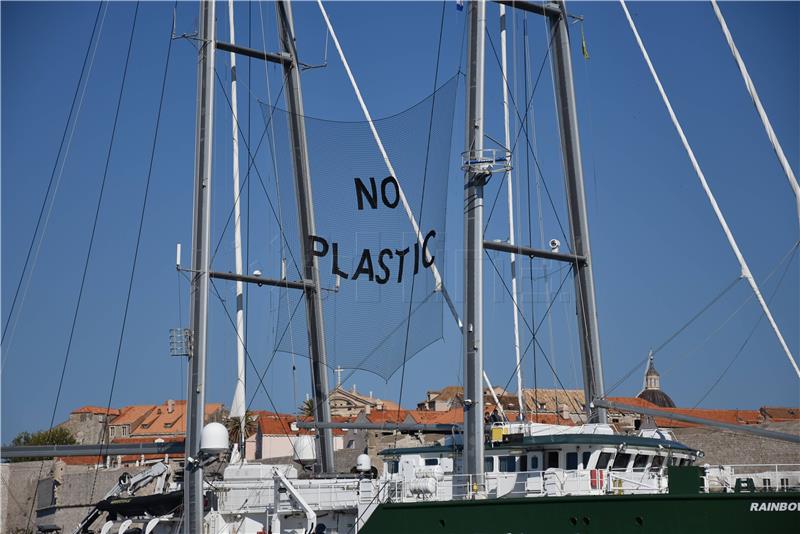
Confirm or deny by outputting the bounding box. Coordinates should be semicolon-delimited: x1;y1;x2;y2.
9;427;77;462
224;411;259;448
299;398;314;417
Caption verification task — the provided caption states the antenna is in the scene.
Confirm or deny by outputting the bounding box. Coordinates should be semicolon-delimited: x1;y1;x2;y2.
176;243;182;270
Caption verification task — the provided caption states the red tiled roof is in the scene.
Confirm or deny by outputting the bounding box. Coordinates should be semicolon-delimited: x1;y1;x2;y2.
131;402;223;436
366;410;411;424
760;406;800;422
654;408;763;428
111;405;157;426
408;409;463;425
71;406;121;416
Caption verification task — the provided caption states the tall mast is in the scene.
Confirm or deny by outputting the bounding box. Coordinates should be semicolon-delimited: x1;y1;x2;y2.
463;0;486;484
185;0;215;528
548;2;607;423
499;3;524;420
227;0;247;455
276;0;335;473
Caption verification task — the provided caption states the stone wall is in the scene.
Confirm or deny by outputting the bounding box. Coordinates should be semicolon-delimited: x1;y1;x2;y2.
672;421;800;466
1;460;174;534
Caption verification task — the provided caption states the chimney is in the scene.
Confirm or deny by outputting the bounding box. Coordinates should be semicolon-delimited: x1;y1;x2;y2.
167;399;175;414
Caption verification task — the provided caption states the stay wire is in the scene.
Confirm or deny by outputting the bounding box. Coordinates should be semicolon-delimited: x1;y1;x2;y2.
484;250;583;417
693;245;798;408
394;0;447;440
2;1;106;349
483;24;571;250
209;279;301;458
603;276;742;397
25;3;141;525
92;0;173;502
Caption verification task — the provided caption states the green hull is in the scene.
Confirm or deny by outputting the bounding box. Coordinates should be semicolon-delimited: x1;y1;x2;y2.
360;492;800;534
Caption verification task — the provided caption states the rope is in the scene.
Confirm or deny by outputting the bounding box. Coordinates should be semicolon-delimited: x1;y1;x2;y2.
393;0;448;441
25;3;140;525
2;2;108;354
604;275;742;396
710;0;800;228
620;0;799;379
693;244;799;407
209;279;301;460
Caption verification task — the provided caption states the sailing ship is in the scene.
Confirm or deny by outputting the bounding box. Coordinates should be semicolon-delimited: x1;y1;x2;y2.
6;0;798;533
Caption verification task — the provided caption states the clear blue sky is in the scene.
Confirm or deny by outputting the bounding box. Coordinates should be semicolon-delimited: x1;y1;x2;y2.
2;1;798;442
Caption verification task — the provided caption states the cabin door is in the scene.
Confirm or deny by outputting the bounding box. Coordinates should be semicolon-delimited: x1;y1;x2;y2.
544;450;560;469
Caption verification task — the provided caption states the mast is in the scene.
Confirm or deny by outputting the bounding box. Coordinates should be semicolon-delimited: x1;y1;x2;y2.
185;0;215;528
548;2;607;423
463;0;486;485
227;0;247;455
276;0;335;473
499;3;525;420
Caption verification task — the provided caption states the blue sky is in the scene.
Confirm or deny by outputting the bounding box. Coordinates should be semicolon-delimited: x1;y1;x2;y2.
2;1;798;442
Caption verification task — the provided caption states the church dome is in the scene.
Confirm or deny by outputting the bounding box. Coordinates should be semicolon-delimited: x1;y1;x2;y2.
636;353;676;408
637;388;676;408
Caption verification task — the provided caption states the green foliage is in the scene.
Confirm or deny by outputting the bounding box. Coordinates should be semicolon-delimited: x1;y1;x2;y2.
8;427;76;462
224;411;259;447
299;398;314;417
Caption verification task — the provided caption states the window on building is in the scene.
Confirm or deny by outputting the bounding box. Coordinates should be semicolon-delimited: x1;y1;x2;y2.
633;454;650;470
484;457;495;472
566;452;578;470
346;440;355;449
164;422;173;429
498;456;516;473
109;427;116;439
545;451;560;469
612;453;631;470
121;426;128;437
780;478;789;490
582;452;592;469
596;452;613;469
762;478;772;490
424;458;439;466
651;455;664;469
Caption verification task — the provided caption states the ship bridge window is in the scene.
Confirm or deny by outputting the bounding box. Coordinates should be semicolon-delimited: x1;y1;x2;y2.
612;453;631;470
582;452;592;469
566;452;578;470
633;454;650;470
484;457;495;472
596;452;613;469
545;451;560;469
528;455;539;471
499;456;516;472
386;460;398;474
424;458;439;466
651;455;664;469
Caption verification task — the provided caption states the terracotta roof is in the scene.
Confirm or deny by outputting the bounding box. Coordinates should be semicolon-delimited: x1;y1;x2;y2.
522;388;585;413
654;408;763;428
71;406;121;416
408;409;463;425
760;407;800;422
256;412;348;437
110;405;157;426
366;410;411;424
131;401;224;436
607;396;659;409
60;436;184;465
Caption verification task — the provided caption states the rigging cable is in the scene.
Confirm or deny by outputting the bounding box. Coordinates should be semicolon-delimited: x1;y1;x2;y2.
24;4;141;527
620;0;799;378
209;279;301;458
2;1;108;354
693;243;799;407
485;250;584;417
603;275;742;396
392;0;448;437
710;0;800;228
91;0;173;502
